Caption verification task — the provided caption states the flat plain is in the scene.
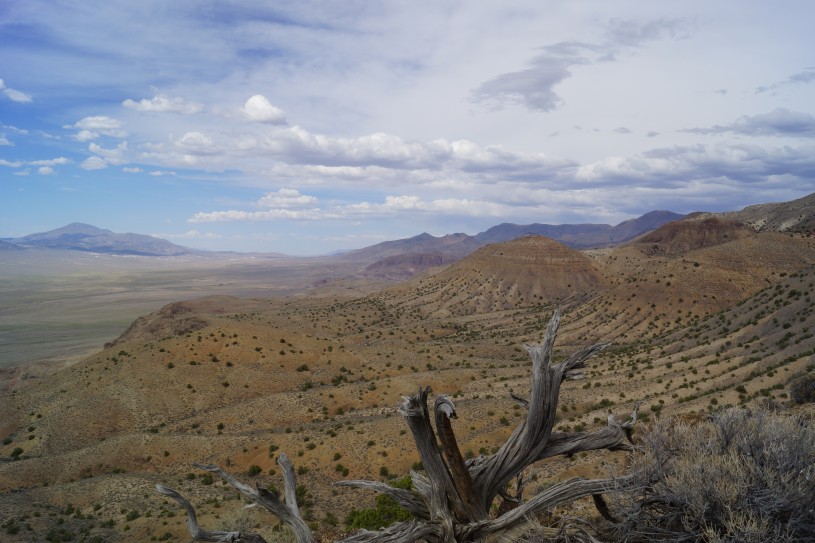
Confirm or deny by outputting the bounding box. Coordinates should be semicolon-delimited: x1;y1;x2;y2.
0;250;367;369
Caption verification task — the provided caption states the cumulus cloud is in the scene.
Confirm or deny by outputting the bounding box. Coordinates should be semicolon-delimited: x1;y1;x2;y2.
66;116;127;140
80;156;108;170
86;141;129;168
575;142;815;186
472;18;689;112
123;94;203;114
0;79;33;103
175;131;216;154
37;166;54;175
0;135;12;146
0;159;23;167
149;170;176;176
683;108;815;138
191;193;517;223
123;166;143;173
241;95;287;124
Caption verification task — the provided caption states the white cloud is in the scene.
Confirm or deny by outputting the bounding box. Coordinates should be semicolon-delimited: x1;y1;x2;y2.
189;208;322;222
191;193;515;223
175;131;216;154
149;170;176;176
123;94;203;114
241;95;287;124
80;156;108;170
66;116;127;140
0;159;23;167
123;166;143;173
257;188;318;208
29;157;71;166
37;166;54;175
89;141;128;165
0;79;33;103
0;135;12;146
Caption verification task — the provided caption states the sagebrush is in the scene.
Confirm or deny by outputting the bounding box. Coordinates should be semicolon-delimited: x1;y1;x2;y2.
606;407;815;543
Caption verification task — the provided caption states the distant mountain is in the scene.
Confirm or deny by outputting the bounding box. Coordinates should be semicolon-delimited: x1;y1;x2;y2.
475;210;686;248
341;210;686;271
0;239;25;251
9;223;198;256
339;232;481;263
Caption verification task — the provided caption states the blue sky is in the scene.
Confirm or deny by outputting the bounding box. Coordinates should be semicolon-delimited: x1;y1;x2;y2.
1;1;814;255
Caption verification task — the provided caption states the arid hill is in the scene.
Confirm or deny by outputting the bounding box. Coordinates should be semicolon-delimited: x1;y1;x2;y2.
636;217;753;255
2;196;815;542
717;191;815;233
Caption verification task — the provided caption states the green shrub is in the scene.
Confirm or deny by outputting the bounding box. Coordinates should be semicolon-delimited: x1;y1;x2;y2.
344;476;413;530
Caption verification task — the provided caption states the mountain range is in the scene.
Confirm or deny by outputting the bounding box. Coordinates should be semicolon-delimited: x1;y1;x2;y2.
3;212;686;259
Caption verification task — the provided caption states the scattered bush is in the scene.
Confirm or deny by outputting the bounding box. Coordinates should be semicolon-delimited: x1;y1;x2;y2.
344;476;413;530
607;408;815;543
789;372;815;405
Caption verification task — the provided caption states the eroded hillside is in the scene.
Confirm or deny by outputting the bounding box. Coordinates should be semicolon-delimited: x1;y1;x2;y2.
1;215;814;542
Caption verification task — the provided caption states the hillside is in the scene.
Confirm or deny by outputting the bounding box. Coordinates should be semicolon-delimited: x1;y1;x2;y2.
1;196;815;541
718;191;815;233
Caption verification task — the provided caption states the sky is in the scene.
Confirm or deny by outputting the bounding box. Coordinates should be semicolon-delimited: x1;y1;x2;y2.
1;1;814;255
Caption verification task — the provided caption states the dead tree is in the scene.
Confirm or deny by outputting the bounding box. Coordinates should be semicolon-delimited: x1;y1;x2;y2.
157;310;639;542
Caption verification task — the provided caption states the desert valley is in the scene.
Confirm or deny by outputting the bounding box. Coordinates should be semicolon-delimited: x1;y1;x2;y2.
1;193;814;542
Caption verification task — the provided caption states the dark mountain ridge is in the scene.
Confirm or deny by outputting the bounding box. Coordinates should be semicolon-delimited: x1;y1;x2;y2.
340;210;686;266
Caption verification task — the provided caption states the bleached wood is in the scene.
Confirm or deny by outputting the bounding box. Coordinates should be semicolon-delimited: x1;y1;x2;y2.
156;484;268;542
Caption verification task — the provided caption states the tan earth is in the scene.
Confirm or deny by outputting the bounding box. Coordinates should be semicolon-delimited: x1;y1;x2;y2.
1;208;815;542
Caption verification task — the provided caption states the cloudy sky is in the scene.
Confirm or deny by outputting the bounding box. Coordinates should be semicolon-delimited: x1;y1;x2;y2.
1;1;813;255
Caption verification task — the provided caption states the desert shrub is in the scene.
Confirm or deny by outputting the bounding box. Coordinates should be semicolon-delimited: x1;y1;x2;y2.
789;372;815;405
606;408;815;543
219;507;258;532
344;476;413;530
